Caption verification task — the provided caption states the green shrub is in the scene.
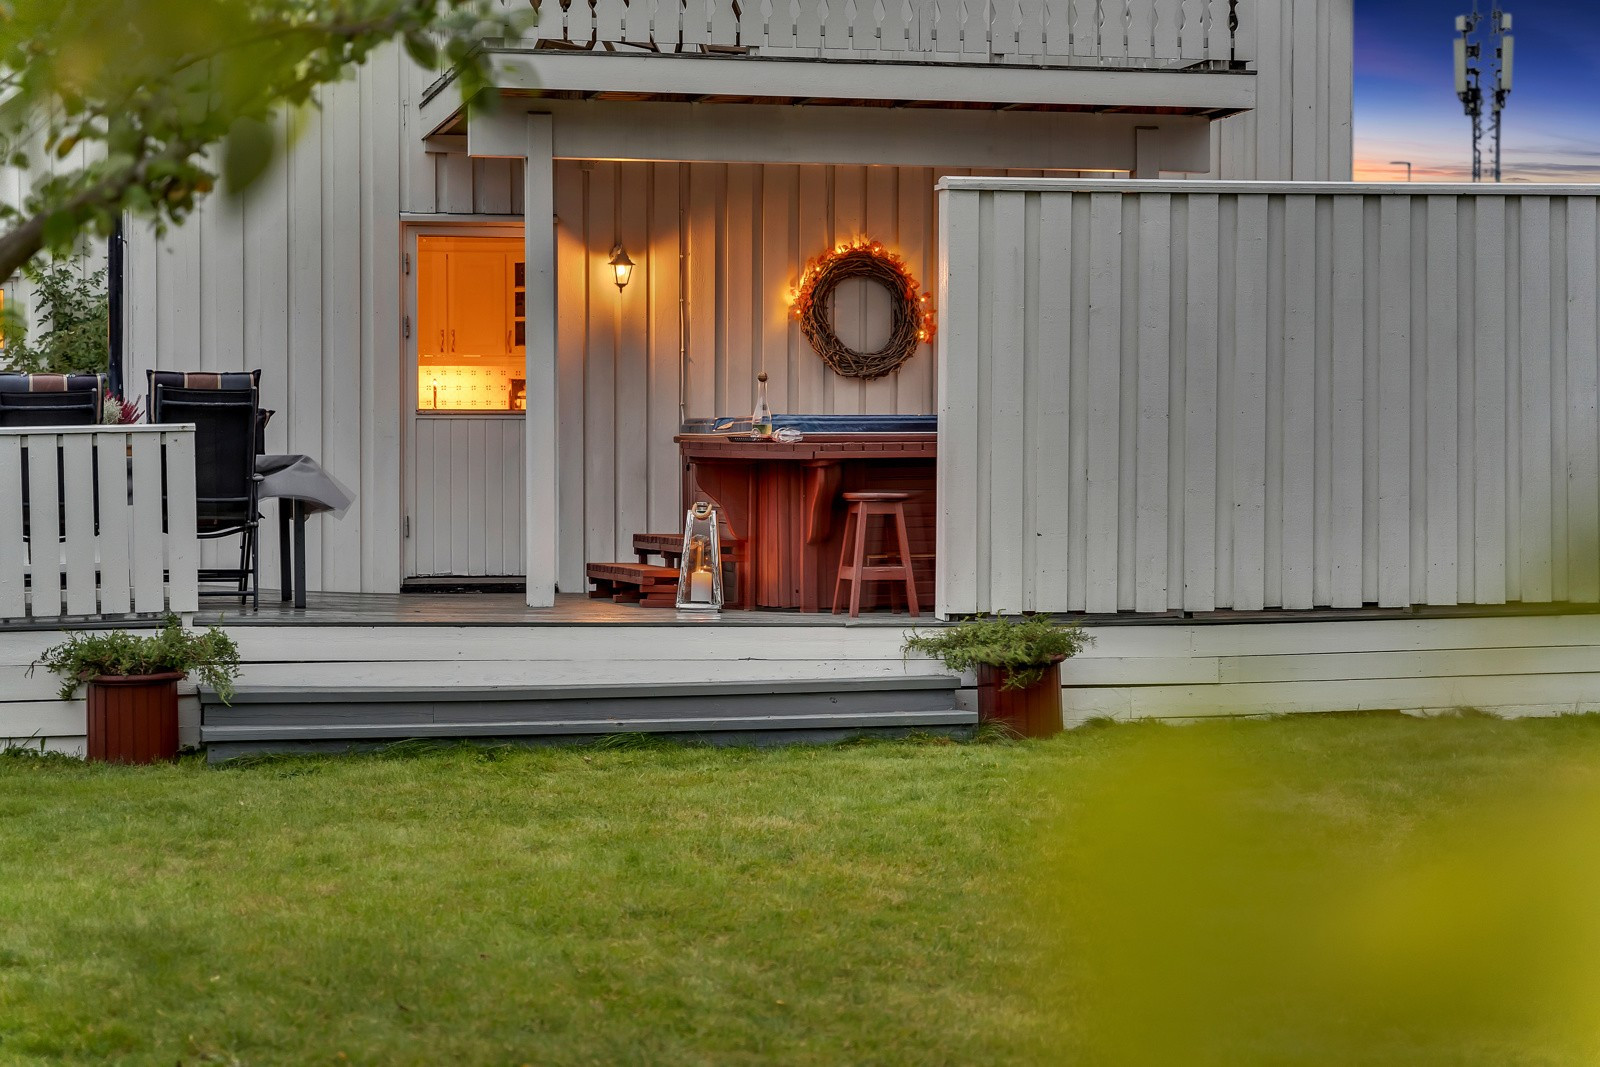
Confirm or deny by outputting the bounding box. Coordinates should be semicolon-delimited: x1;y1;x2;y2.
903;614;1092;690
2;262;109;375
32;616;240;702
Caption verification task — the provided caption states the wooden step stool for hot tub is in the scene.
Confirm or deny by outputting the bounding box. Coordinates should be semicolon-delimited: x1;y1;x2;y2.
585;562;680;607
632;532;749;609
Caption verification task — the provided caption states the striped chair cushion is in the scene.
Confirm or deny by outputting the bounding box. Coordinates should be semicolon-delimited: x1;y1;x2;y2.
147;369;269;452
0;372;107;420
146;369;262;397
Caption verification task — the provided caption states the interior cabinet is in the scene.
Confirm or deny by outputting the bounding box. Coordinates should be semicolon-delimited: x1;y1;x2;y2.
449;250;513;357
417;241;525;362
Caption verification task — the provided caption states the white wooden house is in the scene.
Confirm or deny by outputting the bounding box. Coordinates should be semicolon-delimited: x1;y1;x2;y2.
25;0;1600;755
118;0;1350;603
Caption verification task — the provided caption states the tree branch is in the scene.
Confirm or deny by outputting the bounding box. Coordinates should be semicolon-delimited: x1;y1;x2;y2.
0;138;201;285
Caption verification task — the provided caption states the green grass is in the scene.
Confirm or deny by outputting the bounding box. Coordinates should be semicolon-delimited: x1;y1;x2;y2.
4;716;1600;1064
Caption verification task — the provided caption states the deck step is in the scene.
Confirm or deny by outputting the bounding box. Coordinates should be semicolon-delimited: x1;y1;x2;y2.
585;561;680;606
199;676;973;760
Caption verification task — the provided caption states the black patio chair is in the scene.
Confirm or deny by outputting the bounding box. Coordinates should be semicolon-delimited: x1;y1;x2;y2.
149;386;262;608
146;370;269;451
0;372;103;427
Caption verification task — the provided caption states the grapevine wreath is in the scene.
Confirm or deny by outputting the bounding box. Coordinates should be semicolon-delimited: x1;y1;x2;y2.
788;237;936;381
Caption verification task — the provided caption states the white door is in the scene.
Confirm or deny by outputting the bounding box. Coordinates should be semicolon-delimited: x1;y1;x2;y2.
403;226;528;579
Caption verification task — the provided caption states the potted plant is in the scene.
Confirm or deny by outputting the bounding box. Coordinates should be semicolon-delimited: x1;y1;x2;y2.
903;615;1091;738
32;616;240;764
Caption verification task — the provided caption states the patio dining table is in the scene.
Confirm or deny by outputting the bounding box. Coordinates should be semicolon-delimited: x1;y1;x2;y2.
257;453;354;609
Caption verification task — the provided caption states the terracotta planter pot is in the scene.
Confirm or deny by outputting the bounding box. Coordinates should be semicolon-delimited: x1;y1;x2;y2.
86;672;183;764
974;657;1065;739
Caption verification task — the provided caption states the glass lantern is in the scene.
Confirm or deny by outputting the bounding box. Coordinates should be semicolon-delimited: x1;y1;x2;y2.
675;501;724;612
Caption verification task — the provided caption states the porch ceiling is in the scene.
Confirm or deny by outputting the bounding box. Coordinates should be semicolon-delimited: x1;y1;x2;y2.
449;98;1213;172
419;48;1253;138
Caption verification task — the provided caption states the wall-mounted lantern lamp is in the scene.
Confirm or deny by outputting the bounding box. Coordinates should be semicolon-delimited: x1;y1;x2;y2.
609;243;634;292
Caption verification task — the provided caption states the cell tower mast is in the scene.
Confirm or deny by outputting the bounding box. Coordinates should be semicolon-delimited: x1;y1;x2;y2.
1455;4;1514;181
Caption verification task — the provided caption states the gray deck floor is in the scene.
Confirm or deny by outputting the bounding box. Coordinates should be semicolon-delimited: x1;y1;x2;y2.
197;591;939;628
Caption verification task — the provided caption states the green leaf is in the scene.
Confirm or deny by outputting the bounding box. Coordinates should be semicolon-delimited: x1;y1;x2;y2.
221;116;276;194
40;211;78;253
402;30;438;69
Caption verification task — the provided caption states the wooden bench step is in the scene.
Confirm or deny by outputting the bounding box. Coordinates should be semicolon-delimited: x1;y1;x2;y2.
586;562;680;608
633;532;747;563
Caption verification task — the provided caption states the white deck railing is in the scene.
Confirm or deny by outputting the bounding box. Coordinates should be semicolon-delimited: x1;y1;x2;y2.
519;0;1247;67
0;425;198;624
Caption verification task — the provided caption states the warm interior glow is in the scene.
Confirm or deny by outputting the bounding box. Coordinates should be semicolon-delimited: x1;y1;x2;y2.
416;234;526;412
421;364;525;411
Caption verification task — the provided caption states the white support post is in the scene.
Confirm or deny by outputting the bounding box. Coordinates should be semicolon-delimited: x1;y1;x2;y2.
524;113;559;607
1133;125;1160;178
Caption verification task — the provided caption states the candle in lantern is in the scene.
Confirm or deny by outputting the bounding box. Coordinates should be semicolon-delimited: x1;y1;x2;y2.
676;504;724;612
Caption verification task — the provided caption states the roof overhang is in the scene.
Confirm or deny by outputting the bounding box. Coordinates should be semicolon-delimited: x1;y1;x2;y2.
420;46;1255;138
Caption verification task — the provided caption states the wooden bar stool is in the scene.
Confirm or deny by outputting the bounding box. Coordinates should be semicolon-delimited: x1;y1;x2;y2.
832;492;919;618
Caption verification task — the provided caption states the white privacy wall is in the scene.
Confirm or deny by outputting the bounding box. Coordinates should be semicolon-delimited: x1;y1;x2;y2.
936;178;1600;617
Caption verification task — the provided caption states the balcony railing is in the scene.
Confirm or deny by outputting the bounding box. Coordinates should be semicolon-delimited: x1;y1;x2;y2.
518;0;1250;68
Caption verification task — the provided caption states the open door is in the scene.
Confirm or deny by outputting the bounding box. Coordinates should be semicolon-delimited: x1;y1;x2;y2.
402;225;528;581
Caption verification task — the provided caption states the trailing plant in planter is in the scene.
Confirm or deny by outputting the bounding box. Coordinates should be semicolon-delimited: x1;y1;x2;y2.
32;616;240;764
903;614;1091;689
904;615;1092;738
34;616;240;701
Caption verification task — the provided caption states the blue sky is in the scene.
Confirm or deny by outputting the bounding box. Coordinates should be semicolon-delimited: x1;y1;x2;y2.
1354;0;1600;181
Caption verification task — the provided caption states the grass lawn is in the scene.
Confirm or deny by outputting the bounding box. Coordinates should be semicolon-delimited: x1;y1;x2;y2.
5;715;1600;1064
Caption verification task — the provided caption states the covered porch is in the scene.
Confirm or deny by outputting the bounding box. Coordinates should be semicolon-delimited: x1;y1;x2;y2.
463;102;1213;610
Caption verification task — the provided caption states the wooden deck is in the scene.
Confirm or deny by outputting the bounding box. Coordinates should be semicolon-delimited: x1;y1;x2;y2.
195;591;934;627
15;594;1600;758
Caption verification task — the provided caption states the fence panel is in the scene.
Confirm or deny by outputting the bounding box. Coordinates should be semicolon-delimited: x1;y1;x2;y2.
0;425;199;625
936;179;1600;617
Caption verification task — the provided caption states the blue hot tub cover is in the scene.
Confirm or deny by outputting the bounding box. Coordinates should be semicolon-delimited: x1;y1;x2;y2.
682;414;938;434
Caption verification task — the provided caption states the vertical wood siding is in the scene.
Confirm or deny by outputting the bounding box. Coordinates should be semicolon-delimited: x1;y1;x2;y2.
938;179;1600;616
124;49;520;594
409;416;526;576
127;99;1070;593
551;161;1083;592
1208;0;1352;180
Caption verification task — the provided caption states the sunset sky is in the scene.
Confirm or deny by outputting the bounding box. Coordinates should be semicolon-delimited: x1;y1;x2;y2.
1354;0;1600;181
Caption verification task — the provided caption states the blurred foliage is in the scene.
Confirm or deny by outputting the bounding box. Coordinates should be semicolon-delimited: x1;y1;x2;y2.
0;261;108;373
1040;718;1600;1065
0;0;535;285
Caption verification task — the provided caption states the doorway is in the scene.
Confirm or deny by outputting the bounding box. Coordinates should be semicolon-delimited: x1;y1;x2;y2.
402;224;527;580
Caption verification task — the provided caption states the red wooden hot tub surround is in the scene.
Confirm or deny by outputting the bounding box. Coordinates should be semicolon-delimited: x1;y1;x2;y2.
677;433;936;612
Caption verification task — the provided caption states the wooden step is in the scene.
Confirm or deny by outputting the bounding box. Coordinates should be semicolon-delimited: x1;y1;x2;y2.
630;533;749;608
632;532;747;563
585;561;679;606
198;676;975;761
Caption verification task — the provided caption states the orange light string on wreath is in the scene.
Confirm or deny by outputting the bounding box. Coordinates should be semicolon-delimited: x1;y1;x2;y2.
786;236;936;381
